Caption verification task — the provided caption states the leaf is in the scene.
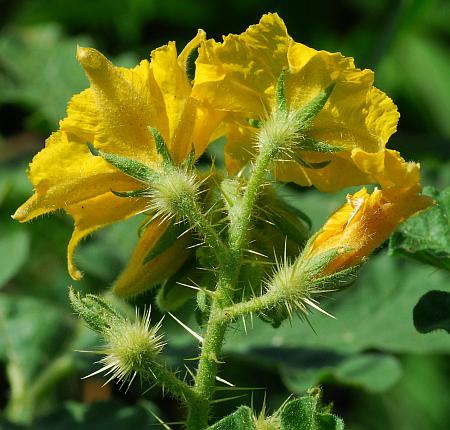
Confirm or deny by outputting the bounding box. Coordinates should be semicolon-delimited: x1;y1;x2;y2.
0;224;30;288
389;186;450;271
0;24;91;127
0;295;78;422
29;400;158;429
225;253;450;356
279;395;344;430
282;353;402;394
413;290;450;334
207;405;256;430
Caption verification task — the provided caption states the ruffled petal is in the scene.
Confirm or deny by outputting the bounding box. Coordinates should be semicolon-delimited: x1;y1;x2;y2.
66;193;149;279
351;148;421;191
76;47;165;166
12;131;142;222
193;13;291;117
113;221;192;297
286;50;399;153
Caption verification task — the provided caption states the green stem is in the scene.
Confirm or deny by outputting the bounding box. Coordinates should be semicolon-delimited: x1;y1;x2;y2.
215;289;281;325
187;140;276;428
5;354;75;424
153;363;200;405
181;195;228;262
229;138;277;253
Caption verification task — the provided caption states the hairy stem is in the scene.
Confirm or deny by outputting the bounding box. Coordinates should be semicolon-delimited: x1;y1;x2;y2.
187;139;276;428
180;195;229;263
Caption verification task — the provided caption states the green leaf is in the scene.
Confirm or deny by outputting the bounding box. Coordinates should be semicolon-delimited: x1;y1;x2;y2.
389;186;450;271
0;224;30;288
279;395;344;430
207;405;256;430
0;295;77;422
87;143;159;184
413;290;450;334
30;400;158;429
0;24;91;128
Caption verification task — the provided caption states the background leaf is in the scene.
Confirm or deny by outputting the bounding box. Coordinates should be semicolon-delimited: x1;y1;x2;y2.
389;186;450;271
413;290;450;334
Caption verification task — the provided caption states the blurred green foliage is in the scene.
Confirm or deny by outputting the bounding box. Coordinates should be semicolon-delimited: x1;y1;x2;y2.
0;0;449;428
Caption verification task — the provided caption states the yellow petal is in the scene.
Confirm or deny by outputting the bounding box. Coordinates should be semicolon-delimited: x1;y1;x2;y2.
286;51;399;153
178;29;207;69
66;193;149;279
351;148;421;191
193;13;291;118
113;221;192;297
12;131;142;222
76;47;163;165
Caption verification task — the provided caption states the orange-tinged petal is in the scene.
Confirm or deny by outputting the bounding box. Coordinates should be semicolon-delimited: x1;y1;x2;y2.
66;193;149;279
113;221;192;297
306;187;433;274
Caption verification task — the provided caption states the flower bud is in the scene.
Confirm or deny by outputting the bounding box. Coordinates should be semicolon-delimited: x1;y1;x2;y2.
301;187;433;276
100;310;165;387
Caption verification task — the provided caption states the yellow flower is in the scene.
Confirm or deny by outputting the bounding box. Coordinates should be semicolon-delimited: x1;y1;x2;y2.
13;31;224;294
303;187;433;275
192;13;416;192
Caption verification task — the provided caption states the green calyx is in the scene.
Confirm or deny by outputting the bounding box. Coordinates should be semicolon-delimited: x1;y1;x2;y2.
270;73;340;166
87;143;158;184
275;69;288;113
69;287;122;334
149;126;174;166
293;81;336;131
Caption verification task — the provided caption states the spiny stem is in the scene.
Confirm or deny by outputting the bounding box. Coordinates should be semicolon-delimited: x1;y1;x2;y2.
186;131;278;428
153;363;200;405
215;289;282;325
229;138;277;253
180;195;229;263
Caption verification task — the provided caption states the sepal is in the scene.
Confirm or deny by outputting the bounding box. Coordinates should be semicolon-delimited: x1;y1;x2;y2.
293;81;336;131
149;126;174;166
69;287;121;334
87;143;158;184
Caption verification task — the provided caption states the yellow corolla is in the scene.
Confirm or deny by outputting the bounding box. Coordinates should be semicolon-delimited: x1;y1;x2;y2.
303;187;433;275
192;13;415;192
13;31;223;295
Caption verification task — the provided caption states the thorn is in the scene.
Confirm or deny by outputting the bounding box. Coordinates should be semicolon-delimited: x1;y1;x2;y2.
168;312;204;343
303;298;336;319
216;375;235;387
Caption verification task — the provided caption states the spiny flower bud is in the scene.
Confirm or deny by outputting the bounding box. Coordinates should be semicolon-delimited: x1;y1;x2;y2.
71;290;165;389
149;168;200;222
97;309;165;388
301;186;433;276
264;186;432;323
